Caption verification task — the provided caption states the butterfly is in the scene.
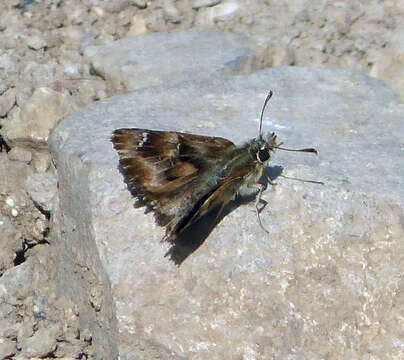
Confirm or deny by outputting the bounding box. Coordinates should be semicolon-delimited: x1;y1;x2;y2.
111;91;319;262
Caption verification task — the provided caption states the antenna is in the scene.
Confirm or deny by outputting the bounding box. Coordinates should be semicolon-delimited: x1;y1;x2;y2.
279;174;324;185
275;146;318;155
259;90;273;139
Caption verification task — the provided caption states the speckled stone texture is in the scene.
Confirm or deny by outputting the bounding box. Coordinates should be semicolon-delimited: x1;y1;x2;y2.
84;31;256;91
49;66;404;359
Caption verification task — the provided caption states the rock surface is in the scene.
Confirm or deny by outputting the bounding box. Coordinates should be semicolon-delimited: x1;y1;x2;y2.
84;31;255;91
2;87;78;149
25;172;58;213
49;66;404;359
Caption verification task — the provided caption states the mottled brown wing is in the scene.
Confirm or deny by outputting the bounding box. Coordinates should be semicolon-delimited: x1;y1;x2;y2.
175;174;246;237
111;128;236;240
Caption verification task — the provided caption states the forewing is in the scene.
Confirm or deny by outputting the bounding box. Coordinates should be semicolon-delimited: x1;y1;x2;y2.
171;175;245;240
111;128;235;237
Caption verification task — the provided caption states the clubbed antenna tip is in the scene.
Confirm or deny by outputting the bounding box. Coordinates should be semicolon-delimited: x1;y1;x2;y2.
259;90;273;139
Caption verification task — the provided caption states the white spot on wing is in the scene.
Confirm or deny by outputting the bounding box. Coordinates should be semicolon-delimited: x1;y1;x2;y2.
139;132;149;146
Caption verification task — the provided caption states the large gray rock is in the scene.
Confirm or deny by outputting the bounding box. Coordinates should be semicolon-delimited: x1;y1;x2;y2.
48;66;404;359
83;31;256;91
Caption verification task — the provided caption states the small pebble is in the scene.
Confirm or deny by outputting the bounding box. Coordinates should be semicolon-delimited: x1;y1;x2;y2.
7;147;32;163
127;13;148;35
163;0;182;24
132;0;147;9
92;6;105;17
191;0;221;10
211;2;240;21
6;197;15;207
26;35;48;50
32;152;52;173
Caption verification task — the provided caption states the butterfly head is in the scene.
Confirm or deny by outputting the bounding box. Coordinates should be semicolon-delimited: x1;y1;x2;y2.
253;132;278;164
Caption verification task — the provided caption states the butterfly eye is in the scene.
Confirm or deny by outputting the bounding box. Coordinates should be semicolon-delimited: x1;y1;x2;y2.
258;148;270;162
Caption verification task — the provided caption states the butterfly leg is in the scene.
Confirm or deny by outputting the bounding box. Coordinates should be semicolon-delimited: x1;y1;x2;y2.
252;183;270;234
264;169;277;186
257;197;268;214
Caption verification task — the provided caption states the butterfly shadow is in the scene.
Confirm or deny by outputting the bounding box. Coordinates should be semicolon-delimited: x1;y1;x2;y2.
165;165;284;265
